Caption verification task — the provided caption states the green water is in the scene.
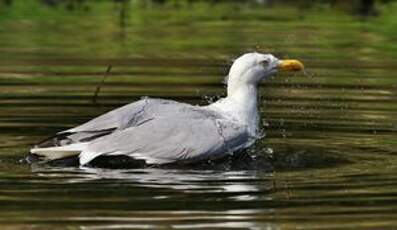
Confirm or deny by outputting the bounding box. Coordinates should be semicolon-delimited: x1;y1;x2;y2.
0;1;397;229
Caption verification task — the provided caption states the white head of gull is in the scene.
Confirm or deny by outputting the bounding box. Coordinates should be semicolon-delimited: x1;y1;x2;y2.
30;52;304;166
209;53;304;136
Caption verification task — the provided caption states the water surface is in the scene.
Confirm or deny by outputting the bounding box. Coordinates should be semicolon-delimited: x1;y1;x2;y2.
0;1;396;229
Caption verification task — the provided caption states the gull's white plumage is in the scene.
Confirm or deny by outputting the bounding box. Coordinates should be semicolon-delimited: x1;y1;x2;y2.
30;53;300;166
208;53;280;135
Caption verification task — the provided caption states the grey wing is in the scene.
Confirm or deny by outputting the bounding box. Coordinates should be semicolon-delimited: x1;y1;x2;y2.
79;115;250;165
36;98;184;148
63;98;175;133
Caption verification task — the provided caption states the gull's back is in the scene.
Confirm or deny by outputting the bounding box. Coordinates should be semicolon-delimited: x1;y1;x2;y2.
30;98;251;166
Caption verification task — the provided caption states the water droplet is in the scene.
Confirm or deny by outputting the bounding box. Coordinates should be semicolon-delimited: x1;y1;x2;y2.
264;147;274;159
303;69;314;79
280;129;287;138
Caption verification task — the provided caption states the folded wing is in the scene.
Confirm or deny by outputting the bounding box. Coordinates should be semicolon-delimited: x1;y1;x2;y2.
31;98;251;165
34;98;183;148
79;112;250;165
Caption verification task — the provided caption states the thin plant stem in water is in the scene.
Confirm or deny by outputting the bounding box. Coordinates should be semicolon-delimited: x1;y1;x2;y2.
93;65;112;105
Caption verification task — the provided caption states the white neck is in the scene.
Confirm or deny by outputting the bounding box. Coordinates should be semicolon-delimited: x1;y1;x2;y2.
209;82;260;136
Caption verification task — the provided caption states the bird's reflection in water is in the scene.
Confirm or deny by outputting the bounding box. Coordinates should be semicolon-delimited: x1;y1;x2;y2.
31;165;274;198
29;144;349;202
26;147;353;230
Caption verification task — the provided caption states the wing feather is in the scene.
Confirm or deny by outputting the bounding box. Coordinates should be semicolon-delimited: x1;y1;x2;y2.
34;98;181;148
31;97;251;166
79;114;250;165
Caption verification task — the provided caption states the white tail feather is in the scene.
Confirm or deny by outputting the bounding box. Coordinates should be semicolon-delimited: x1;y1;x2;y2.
78;150;107;166
30;143;88;161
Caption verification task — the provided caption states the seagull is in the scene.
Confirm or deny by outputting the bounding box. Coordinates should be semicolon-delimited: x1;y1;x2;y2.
29;53;304;166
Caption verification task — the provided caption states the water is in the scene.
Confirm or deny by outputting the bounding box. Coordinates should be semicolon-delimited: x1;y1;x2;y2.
0;1;397;229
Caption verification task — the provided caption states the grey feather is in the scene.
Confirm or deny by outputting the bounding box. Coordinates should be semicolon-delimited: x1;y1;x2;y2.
42;98;181;146
33;98;252;165
79;110;250;165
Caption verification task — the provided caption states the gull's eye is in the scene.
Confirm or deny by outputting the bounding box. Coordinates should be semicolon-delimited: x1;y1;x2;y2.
259;60;270;69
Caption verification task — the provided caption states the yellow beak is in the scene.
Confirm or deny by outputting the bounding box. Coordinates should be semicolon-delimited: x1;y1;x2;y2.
277;59;304;72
